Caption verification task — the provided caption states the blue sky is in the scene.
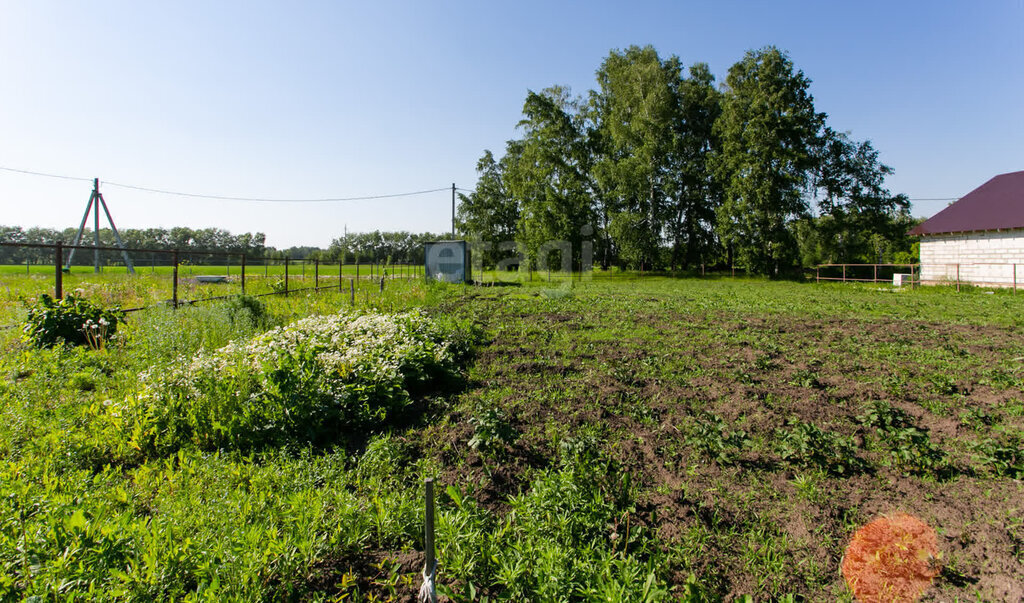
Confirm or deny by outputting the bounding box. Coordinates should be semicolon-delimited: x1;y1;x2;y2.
1;1;1022;248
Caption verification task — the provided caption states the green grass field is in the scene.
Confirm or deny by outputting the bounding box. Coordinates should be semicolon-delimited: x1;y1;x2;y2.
0;263;427;327
1;276;1021;600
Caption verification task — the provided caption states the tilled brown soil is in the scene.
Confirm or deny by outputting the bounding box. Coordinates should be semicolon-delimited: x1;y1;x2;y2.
428;292;1023;601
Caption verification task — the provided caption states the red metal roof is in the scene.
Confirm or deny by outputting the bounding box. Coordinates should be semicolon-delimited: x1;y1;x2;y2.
908;170;1024;235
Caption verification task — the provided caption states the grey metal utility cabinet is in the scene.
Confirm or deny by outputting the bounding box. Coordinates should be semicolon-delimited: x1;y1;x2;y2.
424;240;471;283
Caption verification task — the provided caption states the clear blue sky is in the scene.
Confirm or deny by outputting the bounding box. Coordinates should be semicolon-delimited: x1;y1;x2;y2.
1;0;1022;248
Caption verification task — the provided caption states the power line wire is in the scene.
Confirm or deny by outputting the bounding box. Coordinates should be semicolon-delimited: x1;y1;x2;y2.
0;166;93;183
1;165;962;203
102;181;450;203
0;165;450;203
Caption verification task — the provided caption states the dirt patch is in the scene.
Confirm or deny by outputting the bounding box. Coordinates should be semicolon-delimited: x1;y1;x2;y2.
422;292;1024;600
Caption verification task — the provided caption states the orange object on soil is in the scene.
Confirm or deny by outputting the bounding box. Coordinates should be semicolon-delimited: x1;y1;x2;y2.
841;512;941;602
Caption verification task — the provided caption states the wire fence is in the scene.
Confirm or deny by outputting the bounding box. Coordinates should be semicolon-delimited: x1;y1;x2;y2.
0;241;425;330
815;262;1021;293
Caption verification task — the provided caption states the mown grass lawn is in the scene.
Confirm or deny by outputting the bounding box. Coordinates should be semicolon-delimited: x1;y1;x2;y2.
1;275;1021;601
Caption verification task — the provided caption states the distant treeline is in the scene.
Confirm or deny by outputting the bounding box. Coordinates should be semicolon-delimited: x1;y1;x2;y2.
0;225;447;266
457;45;923;274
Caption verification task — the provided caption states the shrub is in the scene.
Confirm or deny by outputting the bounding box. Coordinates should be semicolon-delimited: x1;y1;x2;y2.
225;294;271;330
100;310;471;456
22;294;125;349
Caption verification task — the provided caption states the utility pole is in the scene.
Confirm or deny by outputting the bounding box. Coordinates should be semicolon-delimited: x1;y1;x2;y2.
66;179;135;274
451;183;456;239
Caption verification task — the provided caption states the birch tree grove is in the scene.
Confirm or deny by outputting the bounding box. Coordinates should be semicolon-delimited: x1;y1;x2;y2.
458;45;912;274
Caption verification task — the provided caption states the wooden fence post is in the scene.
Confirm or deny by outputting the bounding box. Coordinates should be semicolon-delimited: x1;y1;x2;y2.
350;278;355;305
339;261;344;293
55;242;63;299
284;258;290;296
842;264;846;283
956;264;960;292
816;266;819;284
241;254;246;295
315;259;319;290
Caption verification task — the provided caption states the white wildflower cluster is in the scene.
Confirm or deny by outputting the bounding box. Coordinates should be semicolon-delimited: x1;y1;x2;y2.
242;311;453;385
141;310;460;438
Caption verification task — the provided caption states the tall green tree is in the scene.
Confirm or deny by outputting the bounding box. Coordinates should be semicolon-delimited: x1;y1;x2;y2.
505;86;595;271
714;47;824;274
592;45;679;269
456;147;520;267
669;62;723;269
806;128;911;263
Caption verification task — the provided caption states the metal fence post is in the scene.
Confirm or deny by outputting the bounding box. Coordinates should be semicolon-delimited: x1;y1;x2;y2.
1014;264;1017;295
315;259;319;290
55;242;63;299
172;250;179;308
284;258;290;296
956;264;960;292
241;254;246;295
339;260;344;293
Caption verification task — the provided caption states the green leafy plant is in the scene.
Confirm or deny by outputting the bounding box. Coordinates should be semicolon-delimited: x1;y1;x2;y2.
775;418;865;475
788;368;820;389
686;413;750;464
468;407;517;454
970;432;1024;479
22;294;125;349
858;401;948;474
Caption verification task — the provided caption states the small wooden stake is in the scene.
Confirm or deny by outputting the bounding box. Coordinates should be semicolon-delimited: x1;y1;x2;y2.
423;478;436;602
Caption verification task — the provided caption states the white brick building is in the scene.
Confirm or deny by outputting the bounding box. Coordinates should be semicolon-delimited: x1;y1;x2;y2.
910;171;1024;288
